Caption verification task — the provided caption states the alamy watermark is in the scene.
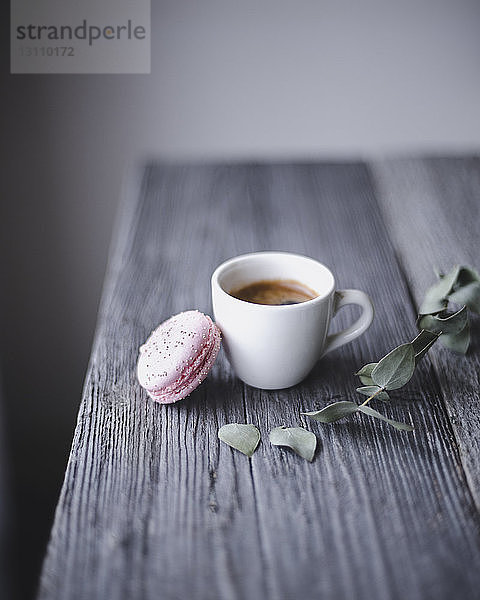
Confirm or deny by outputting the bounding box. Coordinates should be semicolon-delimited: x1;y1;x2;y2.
11;0;150;73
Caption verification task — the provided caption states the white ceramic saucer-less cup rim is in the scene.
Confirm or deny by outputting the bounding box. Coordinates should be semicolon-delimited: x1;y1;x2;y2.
211;251;335;311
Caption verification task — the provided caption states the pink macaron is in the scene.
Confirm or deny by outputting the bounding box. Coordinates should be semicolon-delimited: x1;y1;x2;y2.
137;310;221;404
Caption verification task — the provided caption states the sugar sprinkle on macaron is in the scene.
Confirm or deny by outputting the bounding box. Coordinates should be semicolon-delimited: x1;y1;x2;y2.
137;310;221;404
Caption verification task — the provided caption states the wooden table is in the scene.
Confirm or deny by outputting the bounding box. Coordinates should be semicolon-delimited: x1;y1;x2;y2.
0;377;11;600
38;158;480;600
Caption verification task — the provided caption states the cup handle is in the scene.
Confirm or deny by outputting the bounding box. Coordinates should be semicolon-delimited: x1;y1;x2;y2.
322;289;374;356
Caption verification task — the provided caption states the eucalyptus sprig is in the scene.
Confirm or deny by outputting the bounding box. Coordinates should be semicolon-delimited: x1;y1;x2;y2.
218;265;478;460
303;265;479;432
417;265;479;353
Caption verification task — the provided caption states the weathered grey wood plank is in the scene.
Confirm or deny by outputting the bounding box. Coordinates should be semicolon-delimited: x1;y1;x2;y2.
0;377;12;600
370;157;480;509
39;162;480;600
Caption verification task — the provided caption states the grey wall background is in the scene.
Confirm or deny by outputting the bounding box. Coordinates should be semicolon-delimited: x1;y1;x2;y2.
1;1;480;598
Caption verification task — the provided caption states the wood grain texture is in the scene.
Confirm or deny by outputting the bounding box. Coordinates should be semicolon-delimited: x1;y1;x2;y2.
0;377;12;600
38;162;480;600
370;157;480;509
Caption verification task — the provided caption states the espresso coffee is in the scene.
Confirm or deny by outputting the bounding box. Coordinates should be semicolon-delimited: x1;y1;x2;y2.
230;279;318;306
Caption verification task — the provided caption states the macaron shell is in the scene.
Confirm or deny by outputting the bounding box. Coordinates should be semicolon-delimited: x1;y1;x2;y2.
147;325;221;403
137;310;221;404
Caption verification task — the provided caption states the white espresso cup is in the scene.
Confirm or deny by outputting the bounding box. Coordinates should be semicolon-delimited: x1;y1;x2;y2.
211;252;374;389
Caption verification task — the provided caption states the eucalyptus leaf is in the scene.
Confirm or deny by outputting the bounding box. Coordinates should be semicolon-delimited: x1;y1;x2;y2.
358;374;374;386
439;321;470;354
371;343;415;390
418;306;468;336
448;282;480;314
419;265;460;314
355;363;377;385
418;289;448;315
358;405;414;432
218;423;260;457
269;427;317;462
432;265;460;296
303;401;359;423
411;329;439;364
356;386;390;401
456;266;480;287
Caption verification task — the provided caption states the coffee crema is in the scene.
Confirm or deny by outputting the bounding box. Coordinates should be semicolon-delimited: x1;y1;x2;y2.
229;279;318;306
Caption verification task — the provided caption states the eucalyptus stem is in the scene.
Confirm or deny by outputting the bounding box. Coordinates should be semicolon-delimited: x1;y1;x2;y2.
360;387;385;407
303;264;478;433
